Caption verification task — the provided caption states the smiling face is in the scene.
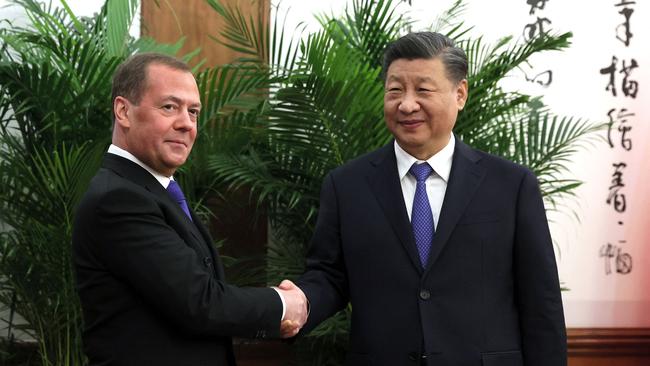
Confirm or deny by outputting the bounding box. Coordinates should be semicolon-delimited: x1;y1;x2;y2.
113;63;201;176
384;57;467;160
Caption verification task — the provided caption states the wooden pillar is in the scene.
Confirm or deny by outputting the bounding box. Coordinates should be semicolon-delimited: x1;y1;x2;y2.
141;0;269;67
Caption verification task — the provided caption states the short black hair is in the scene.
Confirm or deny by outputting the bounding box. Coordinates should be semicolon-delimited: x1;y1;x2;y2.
111;53;191;106
382;32;467;83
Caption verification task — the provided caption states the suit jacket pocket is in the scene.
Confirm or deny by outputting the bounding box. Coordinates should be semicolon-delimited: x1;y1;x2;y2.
481;350;523;366
344;352;372;366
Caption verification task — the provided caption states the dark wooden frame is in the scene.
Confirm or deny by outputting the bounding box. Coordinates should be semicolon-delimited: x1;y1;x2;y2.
568;328;650;356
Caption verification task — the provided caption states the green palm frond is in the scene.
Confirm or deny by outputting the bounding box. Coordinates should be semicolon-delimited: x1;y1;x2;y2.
511;112;604;201
0;140;104;229
455;32;572;143
317;0;407;70
431;0;468;36
205;0;268;60
105;0;139;56
208;149;313;209
196;64;273;123
0;141;103;365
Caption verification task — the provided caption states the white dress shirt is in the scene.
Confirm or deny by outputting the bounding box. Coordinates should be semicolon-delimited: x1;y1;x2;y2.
108;144;173;188
394;134;455;230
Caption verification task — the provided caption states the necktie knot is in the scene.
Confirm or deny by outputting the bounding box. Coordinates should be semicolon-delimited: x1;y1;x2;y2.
410;162;433;182
167;180;192;221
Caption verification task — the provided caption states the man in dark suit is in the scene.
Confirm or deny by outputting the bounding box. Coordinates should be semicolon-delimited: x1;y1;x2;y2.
73;53;306;366
291;32;567;365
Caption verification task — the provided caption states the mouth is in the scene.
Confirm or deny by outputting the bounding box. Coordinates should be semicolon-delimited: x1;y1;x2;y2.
166;139;188;148
398;120;425;128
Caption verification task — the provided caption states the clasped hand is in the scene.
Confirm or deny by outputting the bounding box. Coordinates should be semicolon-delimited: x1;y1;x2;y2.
275;279;308;338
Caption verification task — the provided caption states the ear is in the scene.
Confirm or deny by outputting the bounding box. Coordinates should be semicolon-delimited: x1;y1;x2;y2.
113;96;131;128
455;79;468;111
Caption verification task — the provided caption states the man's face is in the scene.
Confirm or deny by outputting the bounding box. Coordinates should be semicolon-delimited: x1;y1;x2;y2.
384;57;467;159
122;63;201;176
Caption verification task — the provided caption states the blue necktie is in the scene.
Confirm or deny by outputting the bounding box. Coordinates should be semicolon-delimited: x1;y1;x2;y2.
167;180;192;221
410;162;434;268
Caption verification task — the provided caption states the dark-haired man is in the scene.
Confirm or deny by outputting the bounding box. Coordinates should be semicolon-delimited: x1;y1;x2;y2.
73;53;307;365
292;32;567;365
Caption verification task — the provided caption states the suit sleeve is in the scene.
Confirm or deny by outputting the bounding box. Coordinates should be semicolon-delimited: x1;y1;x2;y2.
83;185;283;338
297;172;350;332
514;169;567;365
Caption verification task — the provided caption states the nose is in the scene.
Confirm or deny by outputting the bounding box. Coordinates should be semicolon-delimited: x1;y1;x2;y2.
174;108;196;131
398;92;420;114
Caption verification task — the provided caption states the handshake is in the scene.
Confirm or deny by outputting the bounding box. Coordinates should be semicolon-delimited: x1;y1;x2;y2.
274;279;308;338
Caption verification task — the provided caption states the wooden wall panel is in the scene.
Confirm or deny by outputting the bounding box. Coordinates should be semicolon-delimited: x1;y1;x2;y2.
141;0;269;68
568;328;650;366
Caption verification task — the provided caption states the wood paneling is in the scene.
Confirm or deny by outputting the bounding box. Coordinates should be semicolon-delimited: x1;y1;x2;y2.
568;328;650;366
141;0;269;68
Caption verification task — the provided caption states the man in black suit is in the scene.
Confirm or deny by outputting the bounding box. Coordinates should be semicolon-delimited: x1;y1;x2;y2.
291;32;567;365
73;53;306;366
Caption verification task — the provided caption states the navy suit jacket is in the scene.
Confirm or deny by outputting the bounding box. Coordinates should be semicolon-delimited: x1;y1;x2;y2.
298;139;567;366
73;154;282;366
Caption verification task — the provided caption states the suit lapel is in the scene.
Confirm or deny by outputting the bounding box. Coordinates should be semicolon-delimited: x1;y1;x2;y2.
366;143;423;273
424;139;486;272
102;154;223;277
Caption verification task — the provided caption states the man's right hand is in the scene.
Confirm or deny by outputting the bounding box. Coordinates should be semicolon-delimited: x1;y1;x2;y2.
275;279;308;338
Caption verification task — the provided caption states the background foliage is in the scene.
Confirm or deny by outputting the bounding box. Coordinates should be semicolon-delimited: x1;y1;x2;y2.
0;0;600;365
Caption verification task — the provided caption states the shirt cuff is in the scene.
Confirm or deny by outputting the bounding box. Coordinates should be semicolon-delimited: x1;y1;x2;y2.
271;287;286;320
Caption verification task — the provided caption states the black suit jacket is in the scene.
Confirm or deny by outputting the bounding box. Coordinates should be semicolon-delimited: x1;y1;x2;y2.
73;154;282;366
298;139;567;366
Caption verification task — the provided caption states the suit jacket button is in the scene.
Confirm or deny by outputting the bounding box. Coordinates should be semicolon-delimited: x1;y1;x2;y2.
203;257;212;267
419;290;430;300
408;352;418;361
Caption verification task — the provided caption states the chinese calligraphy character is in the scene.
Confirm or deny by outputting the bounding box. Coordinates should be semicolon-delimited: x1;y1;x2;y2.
527;0;549;15
620;59;639;98
607;108;634;150
615;3;634;46
524;69;553;86
599;56;639;98
607;162;626;212
599;242;633;275
523;17;552;41
600;56;618;96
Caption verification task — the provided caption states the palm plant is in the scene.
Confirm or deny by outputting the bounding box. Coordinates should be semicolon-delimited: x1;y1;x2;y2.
0;1;187;364
204;0;600;364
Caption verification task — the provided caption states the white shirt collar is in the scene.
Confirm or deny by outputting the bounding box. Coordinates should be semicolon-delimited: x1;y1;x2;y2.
394;134;455;182
107;144;173;188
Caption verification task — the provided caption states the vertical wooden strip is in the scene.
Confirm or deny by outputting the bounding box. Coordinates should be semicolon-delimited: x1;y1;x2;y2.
141;0;269;68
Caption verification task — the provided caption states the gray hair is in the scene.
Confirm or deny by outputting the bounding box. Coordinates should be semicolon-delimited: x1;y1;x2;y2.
382;32;468;83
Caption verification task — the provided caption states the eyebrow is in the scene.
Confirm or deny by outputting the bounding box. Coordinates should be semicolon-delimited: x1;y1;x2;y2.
386;75;435;83
162;95;202;108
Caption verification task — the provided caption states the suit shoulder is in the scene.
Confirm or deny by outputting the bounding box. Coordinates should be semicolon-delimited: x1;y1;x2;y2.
75;168;158;218
328;145;388;179
469;146;535;178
